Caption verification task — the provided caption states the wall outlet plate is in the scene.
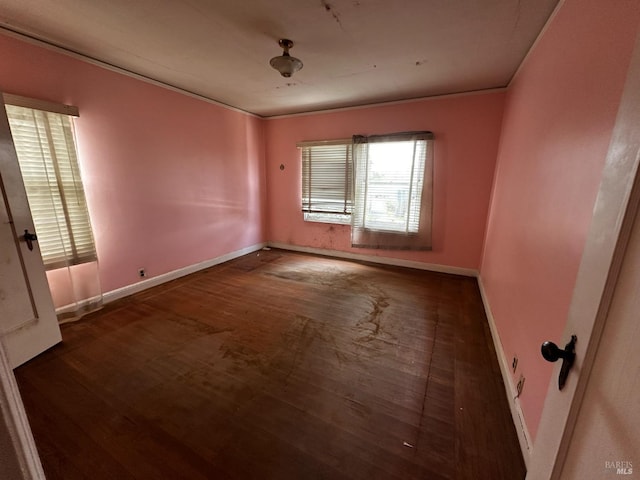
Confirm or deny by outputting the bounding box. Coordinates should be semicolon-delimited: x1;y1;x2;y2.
138;268;146;278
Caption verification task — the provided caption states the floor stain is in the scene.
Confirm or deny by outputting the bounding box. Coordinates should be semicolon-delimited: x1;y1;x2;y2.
265;262;399;349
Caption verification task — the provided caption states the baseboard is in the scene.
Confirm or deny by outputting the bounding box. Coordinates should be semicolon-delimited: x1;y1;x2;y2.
477;276;533;467
96;241;476;308
267;242;479;277
103;242;267;304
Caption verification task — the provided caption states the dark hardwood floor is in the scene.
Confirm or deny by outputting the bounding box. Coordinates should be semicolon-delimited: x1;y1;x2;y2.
15;249;526;479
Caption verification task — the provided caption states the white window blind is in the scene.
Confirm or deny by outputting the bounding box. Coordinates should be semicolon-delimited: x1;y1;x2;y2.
5;104;97;270
299;140;353;220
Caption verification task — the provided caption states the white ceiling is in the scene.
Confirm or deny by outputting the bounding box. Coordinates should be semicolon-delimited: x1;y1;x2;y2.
0;0;559;117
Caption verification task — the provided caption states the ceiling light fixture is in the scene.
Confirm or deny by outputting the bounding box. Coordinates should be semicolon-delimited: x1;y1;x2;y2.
270;39;303;78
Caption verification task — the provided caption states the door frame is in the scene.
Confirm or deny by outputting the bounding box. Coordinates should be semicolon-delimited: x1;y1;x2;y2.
527;26;640;480
0;337;46;479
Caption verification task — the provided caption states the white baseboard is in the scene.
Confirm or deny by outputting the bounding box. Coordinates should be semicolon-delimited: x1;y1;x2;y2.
99;241;475;307
103;242;267;304
477;276;532;467
267;242;479;277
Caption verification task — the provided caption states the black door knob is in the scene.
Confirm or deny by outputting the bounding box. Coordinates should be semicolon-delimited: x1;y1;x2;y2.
541;341;570;362
541;335;577;390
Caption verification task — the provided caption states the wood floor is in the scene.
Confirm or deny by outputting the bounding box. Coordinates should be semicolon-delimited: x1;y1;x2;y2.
15;249;526;479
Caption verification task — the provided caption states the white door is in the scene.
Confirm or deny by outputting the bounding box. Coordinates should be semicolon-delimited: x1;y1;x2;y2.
526;30;640;479
0;96;62;368
559;179;640;478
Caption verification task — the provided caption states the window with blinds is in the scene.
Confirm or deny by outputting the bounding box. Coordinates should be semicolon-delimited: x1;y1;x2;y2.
351;132;434;250
5;104;97;270
299;140;353;225
352;136;429;233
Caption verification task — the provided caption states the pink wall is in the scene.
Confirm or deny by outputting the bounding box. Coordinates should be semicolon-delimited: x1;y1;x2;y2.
265;93;505;270
481;0;640;441
0;33;267;296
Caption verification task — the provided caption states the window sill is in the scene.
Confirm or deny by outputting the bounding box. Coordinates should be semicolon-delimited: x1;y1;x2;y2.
303;212;351;226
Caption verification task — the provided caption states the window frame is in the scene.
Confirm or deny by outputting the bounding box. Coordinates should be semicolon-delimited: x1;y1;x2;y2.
4;95;97;270
353;135;429;234
351;131;434;250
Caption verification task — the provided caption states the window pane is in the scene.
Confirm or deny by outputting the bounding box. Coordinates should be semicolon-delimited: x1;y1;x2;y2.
362;140;425;233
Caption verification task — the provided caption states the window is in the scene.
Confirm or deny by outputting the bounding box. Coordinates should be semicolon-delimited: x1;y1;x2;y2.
298;132;434;250
299;139;352;225
5;102;97;270
353;139;426;233
352;132;434;250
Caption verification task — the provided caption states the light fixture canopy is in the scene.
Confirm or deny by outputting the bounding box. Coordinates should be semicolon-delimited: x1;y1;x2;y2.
270;39;303;78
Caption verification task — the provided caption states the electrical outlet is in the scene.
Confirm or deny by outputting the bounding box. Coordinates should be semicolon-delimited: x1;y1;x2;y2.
512;356;518;373
138;268;146;278
516;374;525;398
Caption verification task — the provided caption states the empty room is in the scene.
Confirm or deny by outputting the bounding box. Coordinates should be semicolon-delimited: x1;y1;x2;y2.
1;1;639;479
